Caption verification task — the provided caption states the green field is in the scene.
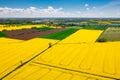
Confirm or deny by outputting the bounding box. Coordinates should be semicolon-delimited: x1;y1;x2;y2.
97;27;120;42
0;32;7;37
84;25;108;30
40;29;79;40
67;26;83;29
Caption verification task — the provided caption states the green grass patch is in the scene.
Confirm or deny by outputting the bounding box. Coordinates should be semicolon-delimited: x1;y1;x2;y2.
33;27;54;31
84;25;108;30
96;27;120;42
40;29;79;40
0;32;7;37
66;26;83;29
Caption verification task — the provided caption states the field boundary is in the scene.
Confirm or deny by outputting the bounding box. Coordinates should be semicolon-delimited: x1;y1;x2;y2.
95;27;108;42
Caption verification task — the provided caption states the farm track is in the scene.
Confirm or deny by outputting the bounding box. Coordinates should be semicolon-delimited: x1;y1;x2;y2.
3;28;68;40
32;62;119;80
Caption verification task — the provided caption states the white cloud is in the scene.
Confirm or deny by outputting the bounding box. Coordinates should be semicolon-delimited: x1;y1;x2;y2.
0;5;119;18
0;6;66;17
93;7;96;9
85;4;89;7
86;8;90;10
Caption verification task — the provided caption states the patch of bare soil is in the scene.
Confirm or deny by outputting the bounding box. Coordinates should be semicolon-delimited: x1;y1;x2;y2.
3;28;68;40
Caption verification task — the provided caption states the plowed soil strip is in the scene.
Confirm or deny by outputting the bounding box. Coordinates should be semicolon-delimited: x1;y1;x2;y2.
3;28;68;40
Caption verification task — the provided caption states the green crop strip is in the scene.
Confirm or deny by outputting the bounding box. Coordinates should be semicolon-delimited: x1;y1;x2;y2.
40;29;79;40
0;32;7;37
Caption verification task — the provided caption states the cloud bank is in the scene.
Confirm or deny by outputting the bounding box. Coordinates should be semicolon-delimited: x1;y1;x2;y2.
0;1;119;18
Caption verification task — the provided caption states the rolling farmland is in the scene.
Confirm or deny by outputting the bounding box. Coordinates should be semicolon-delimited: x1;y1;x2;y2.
0;0;119;79
3;28;67;40
0;28;120;80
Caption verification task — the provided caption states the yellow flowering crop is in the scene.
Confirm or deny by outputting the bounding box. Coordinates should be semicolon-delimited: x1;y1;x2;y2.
0;24;61;31
1;29;120;80
0;24;47;31
5;41;120;80
0;38;58;77
33;42;120;79
60;29;103;43
4;61;112;80
0;38;23;44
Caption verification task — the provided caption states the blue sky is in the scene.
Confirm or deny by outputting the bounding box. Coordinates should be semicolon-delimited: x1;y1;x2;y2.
0;0;112;9
0;0;120;17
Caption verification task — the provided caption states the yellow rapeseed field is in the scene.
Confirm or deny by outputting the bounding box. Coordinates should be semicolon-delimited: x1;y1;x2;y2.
59;29;103;43
0;24;61;31
0;38;23;44
4;61;112;80
0;38;58;78
0;24;47;31
0;29;120;80
33;42;120;79
3;41;120;80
